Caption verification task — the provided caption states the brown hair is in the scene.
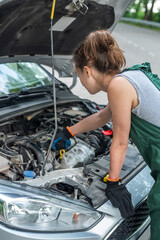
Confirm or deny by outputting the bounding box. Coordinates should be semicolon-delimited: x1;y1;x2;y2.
73;30;126;74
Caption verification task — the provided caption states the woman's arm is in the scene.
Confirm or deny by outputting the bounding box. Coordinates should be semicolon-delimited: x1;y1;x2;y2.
70;104;112;136
108;76;137;180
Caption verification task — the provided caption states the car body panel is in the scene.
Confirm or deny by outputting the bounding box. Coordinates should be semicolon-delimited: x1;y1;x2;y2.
0;0;132;75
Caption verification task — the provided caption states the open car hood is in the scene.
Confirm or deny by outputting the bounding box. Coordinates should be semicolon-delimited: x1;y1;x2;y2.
0;0;132;75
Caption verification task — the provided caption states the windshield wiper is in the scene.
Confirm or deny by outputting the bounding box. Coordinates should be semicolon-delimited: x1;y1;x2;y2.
0;93;19;99
0;87;54;104
0;82;67;101
20;85;53;95
0;85;53;100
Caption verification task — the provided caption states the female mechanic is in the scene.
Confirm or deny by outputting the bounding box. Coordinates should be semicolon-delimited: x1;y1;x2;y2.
52;30;160;239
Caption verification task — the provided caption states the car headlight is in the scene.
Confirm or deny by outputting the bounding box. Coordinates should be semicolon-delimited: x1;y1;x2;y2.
0;184;102;231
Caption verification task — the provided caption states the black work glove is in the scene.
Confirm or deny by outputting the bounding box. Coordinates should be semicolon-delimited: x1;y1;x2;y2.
52;127;73;150
106;180;134;218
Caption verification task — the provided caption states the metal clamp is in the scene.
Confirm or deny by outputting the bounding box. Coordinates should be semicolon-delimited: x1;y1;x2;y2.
72;0;88;15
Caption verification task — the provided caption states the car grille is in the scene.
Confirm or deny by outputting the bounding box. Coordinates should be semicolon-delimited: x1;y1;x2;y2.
107;200;149;240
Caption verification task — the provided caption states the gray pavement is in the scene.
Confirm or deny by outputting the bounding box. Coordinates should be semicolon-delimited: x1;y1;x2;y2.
59;23;160;105
112;23;160;76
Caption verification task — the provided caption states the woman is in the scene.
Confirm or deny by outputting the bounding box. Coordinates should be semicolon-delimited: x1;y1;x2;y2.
53;30;160;239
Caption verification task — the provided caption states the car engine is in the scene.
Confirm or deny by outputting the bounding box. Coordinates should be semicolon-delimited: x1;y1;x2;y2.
0;103;113;204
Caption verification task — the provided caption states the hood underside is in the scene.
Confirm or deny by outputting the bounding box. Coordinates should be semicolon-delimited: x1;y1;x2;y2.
0;0;132;58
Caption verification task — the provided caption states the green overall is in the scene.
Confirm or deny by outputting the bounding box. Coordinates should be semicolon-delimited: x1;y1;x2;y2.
123;63;160;239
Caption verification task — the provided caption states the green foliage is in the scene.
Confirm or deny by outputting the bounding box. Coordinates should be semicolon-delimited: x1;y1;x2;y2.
152;10;160;21
124;0;160;22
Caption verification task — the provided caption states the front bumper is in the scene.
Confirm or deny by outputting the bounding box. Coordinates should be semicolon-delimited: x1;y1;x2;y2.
0;214;117;240
0;166;154;240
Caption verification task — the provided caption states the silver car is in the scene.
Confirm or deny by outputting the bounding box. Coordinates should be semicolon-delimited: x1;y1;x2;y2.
0;0;154;239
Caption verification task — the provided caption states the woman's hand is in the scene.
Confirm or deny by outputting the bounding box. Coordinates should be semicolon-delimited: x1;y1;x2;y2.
52;126;74;150
106;180;134;218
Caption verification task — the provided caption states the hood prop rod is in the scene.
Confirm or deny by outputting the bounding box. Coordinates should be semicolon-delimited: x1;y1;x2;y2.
42;0;57;176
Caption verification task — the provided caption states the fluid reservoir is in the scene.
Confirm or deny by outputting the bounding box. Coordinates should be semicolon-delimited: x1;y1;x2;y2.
23;170;36;180
0;156;10;172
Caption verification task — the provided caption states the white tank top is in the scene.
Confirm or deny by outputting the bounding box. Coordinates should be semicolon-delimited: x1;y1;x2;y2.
116;70;160;127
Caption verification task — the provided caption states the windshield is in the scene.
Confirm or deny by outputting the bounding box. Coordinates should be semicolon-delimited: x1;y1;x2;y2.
0;62;52;96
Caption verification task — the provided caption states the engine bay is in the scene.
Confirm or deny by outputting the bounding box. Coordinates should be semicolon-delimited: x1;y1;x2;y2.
0;102;144;207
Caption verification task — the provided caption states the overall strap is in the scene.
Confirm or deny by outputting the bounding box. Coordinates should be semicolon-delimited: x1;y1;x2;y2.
122;62;160;91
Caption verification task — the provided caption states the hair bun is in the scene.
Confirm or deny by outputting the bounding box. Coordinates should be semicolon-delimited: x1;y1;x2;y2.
73;29;126;74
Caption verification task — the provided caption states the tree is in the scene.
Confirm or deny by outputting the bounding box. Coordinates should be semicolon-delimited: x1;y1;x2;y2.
142;0;150;20
134;0;142;18
123;0;160;22
147;0;157;20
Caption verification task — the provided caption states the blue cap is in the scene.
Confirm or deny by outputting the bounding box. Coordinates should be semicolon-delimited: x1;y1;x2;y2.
23;170;36;178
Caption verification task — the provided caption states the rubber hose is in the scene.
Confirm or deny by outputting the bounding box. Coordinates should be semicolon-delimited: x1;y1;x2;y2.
4;137;44;164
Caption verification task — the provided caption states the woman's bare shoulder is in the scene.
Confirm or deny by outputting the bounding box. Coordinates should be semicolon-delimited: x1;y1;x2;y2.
108;76;138;110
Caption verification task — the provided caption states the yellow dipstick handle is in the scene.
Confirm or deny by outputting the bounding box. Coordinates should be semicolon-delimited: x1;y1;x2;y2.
51;0;56;20
59;149;65;159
